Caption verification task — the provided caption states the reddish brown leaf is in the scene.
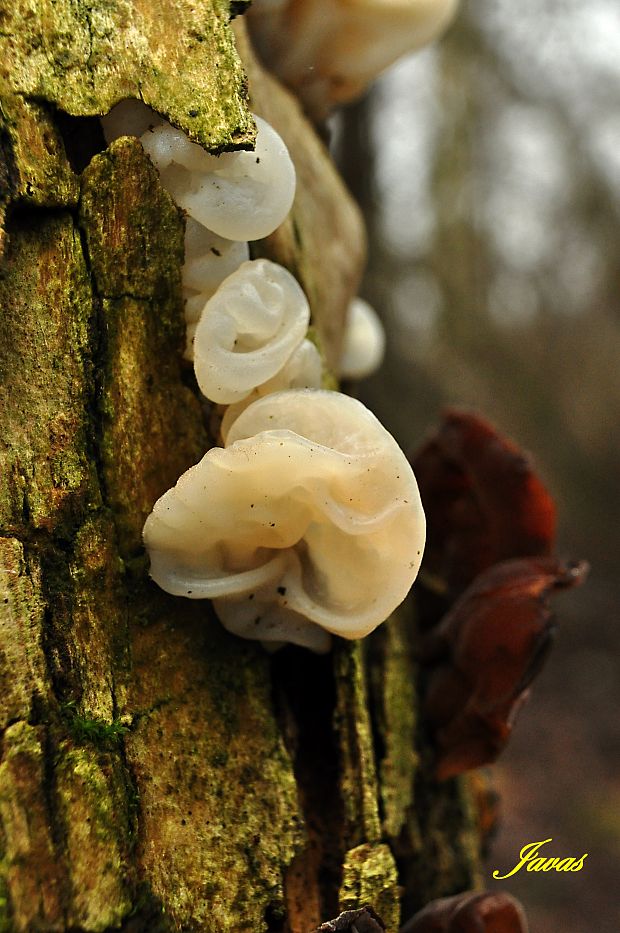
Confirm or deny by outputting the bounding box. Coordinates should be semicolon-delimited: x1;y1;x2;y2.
412;411;556;597
400;891;529;932
422;557;588;780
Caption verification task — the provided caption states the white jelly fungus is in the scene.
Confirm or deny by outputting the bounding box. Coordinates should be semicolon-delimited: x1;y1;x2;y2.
143;389;426;652
101;98;163;144
248;0;459;116
182;217;250;358
339;296;386;380
192;258;311;404
219;338;322;441
139;114;296;241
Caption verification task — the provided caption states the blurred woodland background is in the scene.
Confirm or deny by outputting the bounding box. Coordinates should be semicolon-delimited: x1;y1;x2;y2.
332;1;620;930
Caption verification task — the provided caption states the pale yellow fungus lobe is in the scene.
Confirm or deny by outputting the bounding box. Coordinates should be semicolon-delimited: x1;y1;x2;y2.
143;390;426;652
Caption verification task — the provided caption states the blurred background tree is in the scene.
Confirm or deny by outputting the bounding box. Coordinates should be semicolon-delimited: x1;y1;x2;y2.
334;2;620;931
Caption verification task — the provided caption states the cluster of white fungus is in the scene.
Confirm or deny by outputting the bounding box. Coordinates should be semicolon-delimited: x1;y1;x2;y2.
139;115;296;242
102;96;425;651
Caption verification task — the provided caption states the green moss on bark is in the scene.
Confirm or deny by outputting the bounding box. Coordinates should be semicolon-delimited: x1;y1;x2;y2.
0;213;100;537
339;843;400;932
0;538;50;729
0;0;253;151
125;610;303;932
0;90;79;210
367;609;419;842
55;745;133;930
0;722;66;931
333;641;382;848
80;138;207;558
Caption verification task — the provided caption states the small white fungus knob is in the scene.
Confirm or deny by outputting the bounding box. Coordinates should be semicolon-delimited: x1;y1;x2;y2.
248;0;459;117
339;297;386;379
101;99;163;143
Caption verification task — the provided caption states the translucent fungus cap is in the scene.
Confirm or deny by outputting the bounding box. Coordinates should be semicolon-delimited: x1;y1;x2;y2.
139;114;296;240
182;217;250;301
219;338;323;441
101;99;163;143
339;296;386;379
143;389;426;651
192;259;311;404
182;217;250;359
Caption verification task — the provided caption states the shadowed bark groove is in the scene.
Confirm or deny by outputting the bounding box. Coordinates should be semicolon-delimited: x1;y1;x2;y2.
0;3;482;931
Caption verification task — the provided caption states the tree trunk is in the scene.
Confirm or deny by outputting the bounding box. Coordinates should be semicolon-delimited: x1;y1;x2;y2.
0;4;482;931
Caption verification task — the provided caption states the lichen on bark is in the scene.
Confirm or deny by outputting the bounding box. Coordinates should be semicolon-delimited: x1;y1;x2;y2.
0;0;254;150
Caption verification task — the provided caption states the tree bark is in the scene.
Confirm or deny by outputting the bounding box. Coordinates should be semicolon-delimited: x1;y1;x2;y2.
0;4;482;931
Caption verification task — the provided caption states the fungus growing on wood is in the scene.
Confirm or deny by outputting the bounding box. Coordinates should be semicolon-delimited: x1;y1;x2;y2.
421;556;588;780
339;296;386;380
219;337;322;440
140;113;296;241
192;258;312;404
143;389;426;651
182;218;251;358
247;0;459;117
101;98;163;143
400;890;529;932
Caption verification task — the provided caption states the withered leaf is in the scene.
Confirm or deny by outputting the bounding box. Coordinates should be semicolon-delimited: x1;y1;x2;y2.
400;890;529;932
422;557;588;780
412;411;556;598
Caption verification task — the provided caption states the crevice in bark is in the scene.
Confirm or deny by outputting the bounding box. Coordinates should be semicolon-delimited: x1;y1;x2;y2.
271;646;345;927
54;111;107;175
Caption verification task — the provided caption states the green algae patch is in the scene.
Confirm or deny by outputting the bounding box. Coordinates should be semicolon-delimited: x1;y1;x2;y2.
0;213;100;537
0;723;66;931
333;641;382;847
80;138;207;557
367;609;419;842
0;538;50;730
125;605;303;932
40;512;129;722
55;744;133;930
339;843;400;932
0;89;79;210
0;0;253;152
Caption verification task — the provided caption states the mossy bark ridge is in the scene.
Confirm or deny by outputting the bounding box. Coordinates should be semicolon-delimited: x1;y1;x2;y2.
0;3;481;931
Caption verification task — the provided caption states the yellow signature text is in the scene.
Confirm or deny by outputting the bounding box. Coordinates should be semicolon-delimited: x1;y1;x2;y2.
492;838;588;880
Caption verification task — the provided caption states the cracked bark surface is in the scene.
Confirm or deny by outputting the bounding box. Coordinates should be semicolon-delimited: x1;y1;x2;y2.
0;4;481;931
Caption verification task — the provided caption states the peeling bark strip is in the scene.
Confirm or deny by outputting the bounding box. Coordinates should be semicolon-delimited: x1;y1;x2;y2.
233;20;367;370
0;3;484;931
